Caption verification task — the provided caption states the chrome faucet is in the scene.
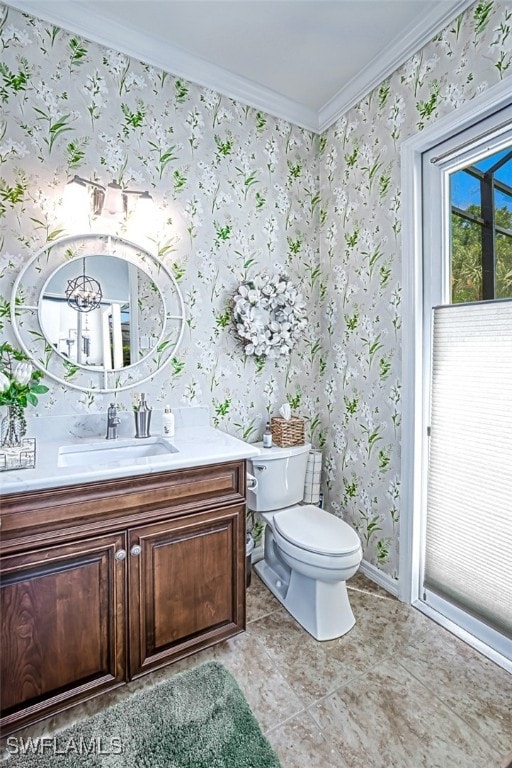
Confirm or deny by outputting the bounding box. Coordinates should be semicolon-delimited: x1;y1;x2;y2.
106;403;120;440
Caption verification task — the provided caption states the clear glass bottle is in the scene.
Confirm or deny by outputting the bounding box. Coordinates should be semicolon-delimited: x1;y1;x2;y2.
263;422;273;448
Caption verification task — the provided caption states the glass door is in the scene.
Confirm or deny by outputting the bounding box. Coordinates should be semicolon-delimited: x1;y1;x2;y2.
421;131;512;665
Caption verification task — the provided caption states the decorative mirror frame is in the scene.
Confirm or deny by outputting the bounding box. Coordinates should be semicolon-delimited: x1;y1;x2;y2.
11;234;186;393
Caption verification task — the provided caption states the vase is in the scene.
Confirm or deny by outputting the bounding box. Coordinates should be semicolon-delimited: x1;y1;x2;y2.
1;404;27;448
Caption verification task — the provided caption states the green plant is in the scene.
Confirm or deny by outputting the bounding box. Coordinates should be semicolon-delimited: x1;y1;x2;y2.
246;510;264;544
0;343;49;410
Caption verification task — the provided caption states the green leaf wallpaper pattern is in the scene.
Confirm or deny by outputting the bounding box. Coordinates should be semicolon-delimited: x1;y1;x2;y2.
319;0;511;577
1;1;511;579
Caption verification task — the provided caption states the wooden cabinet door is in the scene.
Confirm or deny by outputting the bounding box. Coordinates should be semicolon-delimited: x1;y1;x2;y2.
129;505;245;677
0;533;126;733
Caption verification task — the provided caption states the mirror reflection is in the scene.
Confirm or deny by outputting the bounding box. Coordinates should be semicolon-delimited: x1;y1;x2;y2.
13;233;185;393
40;255;164;371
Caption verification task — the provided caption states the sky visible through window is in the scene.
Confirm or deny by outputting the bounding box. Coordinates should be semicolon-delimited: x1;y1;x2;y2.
451;146;512;210
449;144;512;303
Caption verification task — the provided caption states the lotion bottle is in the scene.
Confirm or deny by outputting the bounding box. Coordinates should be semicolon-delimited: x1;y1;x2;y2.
162;405;175;437
263;422;272;448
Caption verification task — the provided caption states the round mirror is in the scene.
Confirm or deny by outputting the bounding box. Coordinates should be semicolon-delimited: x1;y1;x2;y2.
39;255;165;371
11;234;185;393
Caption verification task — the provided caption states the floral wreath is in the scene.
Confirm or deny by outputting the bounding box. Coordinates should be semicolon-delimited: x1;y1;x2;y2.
232;273;307;358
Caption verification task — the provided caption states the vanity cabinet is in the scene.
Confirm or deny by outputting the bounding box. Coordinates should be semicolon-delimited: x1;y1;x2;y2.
0;460;246;735
1;533;127;724
129;507;241;678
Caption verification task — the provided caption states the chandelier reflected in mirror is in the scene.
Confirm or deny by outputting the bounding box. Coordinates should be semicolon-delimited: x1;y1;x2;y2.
65;258;103;313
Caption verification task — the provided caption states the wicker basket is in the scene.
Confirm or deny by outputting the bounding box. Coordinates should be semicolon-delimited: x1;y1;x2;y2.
271;416;305;447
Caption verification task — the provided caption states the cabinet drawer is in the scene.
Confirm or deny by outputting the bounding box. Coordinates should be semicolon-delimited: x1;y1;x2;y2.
0;461;246;551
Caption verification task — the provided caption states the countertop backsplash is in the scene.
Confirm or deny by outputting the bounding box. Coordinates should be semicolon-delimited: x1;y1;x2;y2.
26;406;210;443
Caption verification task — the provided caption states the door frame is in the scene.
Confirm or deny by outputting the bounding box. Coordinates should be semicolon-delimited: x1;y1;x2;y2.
400;77;512;672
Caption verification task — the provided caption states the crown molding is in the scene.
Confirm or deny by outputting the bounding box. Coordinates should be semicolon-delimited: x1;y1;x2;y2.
318;0;475;132
5;0;476;135
5;0;319;131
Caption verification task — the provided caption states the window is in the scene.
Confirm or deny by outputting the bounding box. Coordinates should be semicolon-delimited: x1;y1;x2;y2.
422;124;512;664
400;83;512;672
451;148;512;302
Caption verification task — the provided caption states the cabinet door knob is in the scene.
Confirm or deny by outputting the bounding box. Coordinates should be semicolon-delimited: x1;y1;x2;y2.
130;544;142;557
114;549;127;561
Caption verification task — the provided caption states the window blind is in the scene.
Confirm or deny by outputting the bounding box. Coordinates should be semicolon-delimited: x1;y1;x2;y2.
425;300;512;637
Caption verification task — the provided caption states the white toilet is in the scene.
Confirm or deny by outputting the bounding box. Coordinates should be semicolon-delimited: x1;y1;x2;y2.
248;443;362;641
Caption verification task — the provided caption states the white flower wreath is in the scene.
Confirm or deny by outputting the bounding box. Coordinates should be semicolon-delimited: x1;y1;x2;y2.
233;273;307;358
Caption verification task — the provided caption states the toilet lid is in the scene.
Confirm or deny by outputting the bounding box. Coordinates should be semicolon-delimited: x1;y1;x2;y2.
273;505;361;556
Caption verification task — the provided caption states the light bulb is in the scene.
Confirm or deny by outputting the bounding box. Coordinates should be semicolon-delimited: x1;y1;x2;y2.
134;191;154;218
63;176;89;208
102;181;124;217
62;176;90;230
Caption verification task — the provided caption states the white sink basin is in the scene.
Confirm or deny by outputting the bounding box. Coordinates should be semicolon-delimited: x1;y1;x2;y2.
58;437;178;468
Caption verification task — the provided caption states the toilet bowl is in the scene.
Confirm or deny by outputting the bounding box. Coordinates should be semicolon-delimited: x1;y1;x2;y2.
248;444;363;641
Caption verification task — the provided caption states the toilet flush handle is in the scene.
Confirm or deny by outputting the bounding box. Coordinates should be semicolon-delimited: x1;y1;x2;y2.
247;472;259;491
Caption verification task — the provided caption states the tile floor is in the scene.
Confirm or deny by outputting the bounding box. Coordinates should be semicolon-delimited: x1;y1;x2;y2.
2;571;511;767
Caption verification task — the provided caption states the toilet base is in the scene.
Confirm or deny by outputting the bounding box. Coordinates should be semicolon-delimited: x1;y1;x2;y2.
254;559;356;641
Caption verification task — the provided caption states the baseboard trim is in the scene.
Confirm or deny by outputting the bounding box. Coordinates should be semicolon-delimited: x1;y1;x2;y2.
359;560;400;598
251;552;400;596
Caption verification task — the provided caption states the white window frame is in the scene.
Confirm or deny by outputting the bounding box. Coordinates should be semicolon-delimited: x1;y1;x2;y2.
400;78;512;673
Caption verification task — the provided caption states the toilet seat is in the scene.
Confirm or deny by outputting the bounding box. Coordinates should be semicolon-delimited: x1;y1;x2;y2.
273;505;361;556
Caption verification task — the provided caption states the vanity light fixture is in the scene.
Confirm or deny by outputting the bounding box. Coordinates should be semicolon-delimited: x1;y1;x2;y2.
65;257;103;313
64;175;154;219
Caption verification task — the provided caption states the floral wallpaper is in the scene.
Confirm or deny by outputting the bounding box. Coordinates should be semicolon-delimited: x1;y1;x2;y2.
1;1;511;582
0;4;321;443
320;0;512;579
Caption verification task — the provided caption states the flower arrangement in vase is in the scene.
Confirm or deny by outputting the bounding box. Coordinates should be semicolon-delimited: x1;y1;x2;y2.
0;343;48;452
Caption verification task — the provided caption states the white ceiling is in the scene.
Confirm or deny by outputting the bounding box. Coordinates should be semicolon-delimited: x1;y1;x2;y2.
7;0;474;132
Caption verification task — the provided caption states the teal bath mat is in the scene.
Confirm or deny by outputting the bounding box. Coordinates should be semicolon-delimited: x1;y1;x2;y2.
3;661;281;767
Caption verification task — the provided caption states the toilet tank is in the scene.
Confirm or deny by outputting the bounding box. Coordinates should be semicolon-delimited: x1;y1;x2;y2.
247;443;311;512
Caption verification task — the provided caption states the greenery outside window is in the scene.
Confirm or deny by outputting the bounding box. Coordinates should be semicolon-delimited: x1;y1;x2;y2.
450;147;512;303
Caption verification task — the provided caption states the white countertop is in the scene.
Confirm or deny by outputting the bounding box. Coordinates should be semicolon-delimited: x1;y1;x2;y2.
0;420;261;495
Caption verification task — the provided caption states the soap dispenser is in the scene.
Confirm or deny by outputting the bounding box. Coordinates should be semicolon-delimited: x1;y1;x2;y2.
134;393;152;438
162;405;175;437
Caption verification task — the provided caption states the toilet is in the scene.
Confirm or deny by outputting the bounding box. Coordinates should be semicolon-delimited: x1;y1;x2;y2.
248;443;362;641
